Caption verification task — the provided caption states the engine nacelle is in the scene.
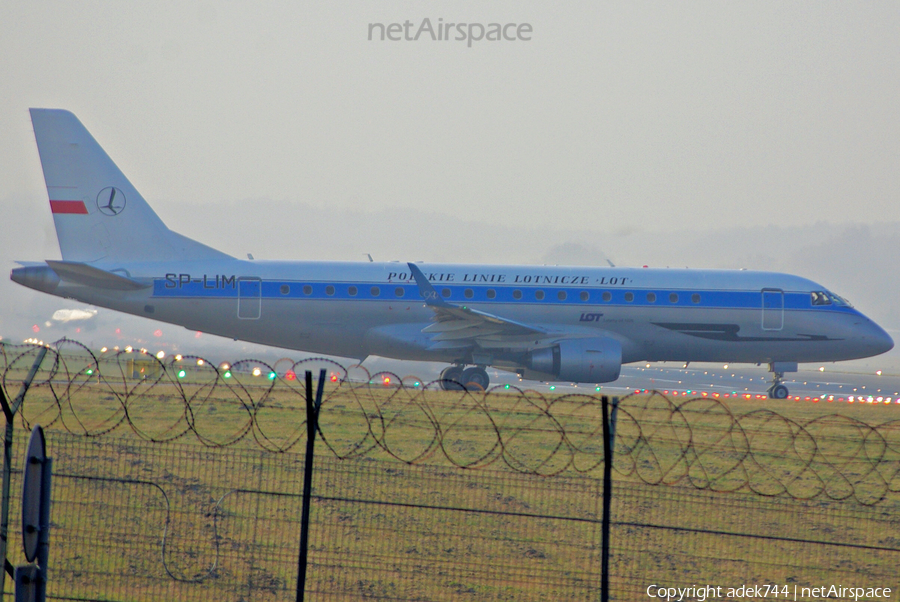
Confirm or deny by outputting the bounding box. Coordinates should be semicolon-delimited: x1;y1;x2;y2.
525;337;622;383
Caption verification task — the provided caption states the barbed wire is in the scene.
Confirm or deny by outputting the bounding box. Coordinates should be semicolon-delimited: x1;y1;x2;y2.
1;339;898;505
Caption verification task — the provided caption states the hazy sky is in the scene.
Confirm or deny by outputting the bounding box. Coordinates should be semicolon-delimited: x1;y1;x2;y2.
2;2;899;357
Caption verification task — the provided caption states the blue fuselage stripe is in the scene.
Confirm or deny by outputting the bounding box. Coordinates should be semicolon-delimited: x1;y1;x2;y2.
151;279;854;314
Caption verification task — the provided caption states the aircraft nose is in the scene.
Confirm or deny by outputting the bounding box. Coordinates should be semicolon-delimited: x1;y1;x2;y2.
864;319;894;356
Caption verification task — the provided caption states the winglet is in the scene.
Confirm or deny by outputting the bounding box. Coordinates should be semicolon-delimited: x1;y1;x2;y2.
407;263;450;307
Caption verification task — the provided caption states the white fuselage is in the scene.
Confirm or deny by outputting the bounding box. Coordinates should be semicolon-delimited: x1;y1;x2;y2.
21;258;893;371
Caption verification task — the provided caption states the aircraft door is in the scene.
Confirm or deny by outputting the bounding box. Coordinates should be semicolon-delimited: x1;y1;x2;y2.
761;289;784;331
238;277;262;319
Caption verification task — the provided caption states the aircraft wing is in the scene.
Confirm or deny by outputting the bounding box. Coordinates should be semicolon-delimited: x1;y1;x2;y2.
407;262;545;348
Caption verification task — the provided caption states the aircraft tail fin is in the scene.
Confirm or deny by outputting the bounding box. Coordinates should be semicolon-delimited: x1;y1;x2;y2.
29;109;230;263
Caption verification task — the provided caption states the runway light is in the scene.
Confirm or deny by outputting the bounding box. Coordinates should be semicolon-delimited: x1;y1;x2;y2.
286;371;296;381
330;373;338;383
175;354;182;361
549;385;556;391
268;371;277;380
723;364;728;369
156;351;165;359
383;376;391;386
876;370;883;376
197;359;204;366
223;371;232;379
177;370;186;379
252;368;261;377
100;347;108;353
505;384;511;390
125;346;133;353
595;386;601;392
819;367;825;372
85;369;94;376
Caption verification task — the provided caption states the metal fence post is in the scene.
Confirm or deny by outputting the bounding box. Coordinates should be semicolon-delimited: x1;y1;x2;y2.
600;395;619;602
296;369;326;602
0;348;47;599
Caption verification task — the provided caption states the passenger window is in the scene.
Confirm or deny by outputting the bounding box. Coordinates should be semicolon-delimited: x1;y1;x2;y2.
303;285;313;296
691;293;700;304
370;286;380;297
669;293;679;303
486;289;496;299
348;286;358;296
441;288;451;298
464;289;474;299
579;291;589;302
395;287;405;298
535;290;545;301
602;292;612;302
647;292;656;303
325;285;335;296
280;285;290;295
557;291;567;301
624;292;634;302
513;290;523;300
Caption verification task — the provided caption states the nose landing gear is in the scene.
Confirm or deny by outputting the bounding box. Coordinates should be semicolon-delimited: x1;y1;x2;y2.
766;362;797;399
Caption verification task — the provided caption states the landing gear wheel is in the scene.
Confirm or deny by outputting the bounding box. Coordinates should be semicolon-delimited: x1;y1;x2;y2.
769;384;789;399
461;367;490;391
439;366;464;391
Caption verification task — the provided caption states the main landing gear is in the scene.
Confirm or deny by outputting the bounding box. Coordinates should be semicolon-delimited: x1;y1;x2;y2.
439;365;490;391
767;375;789;400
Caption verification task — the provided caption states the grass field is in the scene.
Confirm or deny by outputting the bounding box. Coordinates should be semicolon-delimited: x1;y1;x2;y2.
0;345;898;600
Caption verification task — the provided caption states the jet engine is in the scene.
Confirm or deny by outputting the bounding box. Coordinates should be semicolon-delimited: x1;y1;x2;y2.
524;337;622;383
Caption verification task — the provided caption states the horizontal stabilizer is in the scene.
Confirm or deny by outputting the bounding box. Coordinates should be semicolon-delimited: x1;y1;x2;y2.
46;260;148;290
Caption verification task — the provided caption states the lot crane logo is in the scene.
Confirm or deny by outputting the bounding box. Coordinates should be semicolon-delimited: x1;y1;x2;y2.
97;187;126;216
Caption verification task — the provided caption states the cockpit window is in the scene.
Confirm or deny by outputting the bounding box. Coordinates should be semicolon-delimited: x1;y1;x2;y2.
828;291;851;307
812;290;852;307
811;291;832;306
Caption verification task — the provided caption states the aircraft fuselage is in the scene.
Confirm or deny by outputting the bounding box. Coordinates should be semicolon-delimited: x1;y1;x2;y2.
15;258;892;370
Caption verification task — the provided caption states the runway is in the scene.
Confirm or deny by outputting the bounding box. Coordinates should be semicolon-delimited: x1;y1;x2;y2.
493;362;900;403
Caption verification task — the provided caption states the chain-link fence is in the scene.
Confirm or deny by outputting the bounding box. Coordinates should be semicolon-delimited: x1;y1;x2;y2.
0;340;897;600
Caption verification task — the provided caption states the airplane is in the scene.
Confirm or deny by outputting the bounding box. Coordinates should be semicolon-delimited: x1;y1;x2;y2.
11;109;895;398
